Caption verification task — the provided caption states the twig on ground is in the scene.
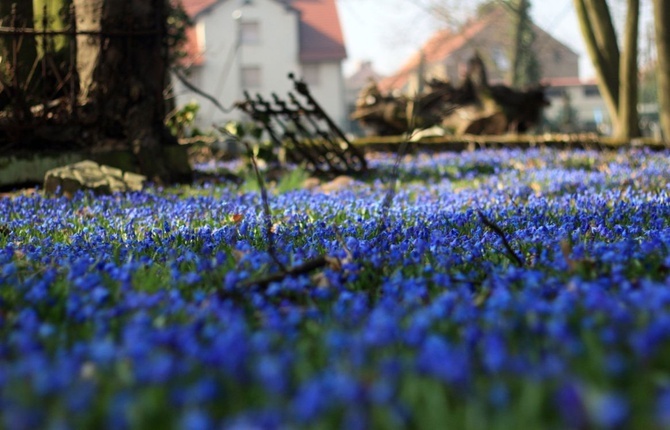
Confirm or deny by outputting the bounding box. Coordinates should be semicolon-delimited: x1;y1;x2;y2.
215;125;339;294
477;210;525;267
236;256;329;290
243;139;288;273
331;224;353;262
216;126;286;272
379;117;420;228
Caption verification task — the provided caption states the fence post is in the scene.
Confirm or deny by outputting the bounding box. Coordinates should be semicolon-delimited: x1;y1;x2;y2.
10;4;18;90
40;4;48;106
69;2;77;117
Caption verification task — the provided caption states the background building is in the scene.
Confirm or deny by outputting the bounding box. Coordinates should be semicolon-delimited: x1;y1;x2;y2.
176;0;348;130
347;5;616;134
344;60;385;134
542;77;610;133
377;6;579;95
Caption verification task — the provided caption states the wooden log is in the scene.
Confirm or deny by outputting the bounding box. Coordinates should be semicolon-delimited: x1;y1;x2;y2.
351;54;548;136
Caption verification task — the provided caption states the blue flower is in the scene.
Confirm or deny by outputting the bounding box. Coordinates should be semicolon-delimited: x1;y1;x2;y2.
416;335;470;386
91;286;110;305
1;261;17;280
182;272;202;285
254;355;287;395
656;389;670;427
481;332;507;373
89;338;116;364
179;409;212;430
293;378;327;422
592;392;629;429
555;382;588;429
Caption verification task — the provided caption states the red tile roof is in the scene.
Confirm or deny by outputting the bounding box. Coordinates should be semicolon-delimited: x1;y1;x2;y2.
178;0;346;66
180;0;219;18
377;7;504;92
292;0;347;62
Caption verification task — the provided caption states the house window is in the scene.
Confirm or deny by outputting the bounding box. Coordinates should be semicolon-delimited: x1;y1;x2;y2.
583;85;599;98
240;21;260;45
491;47;509;72
553;49;562;63
301;64;320;86
242;66;261;88
545;87;565;98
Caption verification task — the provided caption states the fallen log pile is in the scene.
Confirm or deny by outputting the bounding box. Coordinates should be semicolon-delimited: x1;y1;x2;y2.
351;54;550;136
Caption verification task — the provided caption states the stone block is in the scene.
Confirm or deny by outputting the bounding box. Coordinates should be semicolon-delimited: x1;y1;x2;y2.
44;160;147;196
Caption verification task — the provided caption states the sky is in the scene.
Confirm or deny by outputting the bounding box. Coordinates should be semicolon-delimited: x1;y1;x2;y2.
335;0;653;80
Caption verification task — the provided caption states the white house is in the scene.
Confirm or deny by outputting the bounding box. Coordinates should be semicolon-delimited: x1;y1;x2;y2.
176;0;348;130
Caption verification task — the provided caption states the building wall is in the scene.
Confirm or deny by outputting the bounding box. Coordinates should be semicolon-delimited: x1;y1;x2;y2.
533;26;580;80
543;84;610;132
175;0;347;130
305;61;348;128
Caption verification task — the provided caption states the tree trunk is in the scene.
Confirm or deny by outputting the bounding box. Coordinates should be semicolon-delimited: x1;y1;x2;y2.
573;0;620;133
73;0;189;183
616;0;639;140
507;0;525;87
653;0;670;141
583;0;619;76
73;0;99;104
507;0;539;88
573;0;641;139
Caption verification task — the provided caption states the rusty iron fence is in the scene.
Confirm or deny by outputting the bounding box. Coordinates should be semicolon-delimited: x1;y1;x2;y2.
0;2;165;152
237;73;368;175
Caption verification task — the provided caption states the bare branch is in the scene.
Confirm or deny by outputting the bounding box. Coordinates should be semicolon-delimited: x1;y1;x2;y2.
236;256;329;290
477;210;525;267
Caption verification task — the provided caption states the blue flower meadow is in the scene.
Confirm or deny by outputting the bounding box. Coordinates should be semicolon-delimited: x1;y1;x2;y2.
2;148;670;429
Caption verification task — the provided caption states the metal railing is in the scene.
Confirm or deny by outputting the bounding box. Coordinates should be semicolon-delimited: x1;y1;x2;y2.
237;73;367;175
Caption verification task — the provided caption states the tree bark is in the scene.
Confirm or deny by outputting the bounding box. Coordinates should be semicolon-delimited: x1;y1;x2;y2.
653;0;670;141
73;0;188;183
573;0;641;139
574;0;619;129
506;0;539;88
583;0;619;77
73;0;100;105
616;0;639;140
507;0;525;87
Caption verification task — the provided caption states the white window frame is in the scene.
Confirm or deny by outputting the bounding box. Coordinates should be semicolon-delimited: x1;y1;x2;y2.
491;47;509;72
240;21;260;45
241;66;262;88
